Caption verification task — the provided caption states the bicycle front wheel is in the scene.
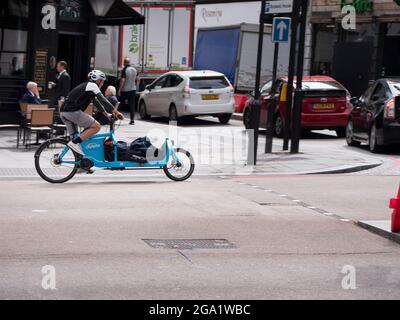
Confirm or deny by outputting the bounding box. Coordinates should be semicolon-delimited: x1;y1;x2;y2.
163;148;195;182
35;139;79;183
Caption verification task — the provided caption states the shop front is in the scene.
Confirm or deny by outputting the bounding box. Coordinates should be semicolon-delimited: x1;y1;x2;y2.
0;0;144;124
311;0;400;96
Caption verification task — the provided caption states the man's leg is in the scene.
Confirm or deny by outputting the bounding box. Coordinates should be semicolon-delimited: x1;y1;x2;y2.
129;90;136;124
120;91;128;110
63;111;100;155
80;121;101;140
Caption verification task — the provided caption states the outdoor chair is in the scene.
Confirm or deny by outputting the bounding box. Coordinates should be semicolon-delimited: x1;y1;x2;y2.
25;109;54;149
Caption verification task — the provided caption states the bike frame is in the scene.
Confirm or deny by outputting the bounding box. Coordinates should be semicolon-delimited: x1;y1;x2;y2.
58;124;178;170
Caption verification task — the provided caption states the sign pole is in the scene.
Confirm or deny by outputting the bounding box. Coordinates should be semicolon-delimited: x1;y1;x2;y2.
248;0;266;165
265;42;279;153
290;0;308;154
282;0;300;151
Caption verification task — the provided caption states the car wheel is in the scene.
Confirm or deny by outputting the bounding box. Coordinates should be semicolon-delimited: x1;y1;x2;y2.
336;128;346;138
346;120;361;147
369;123;382;153
169;105;178;122
274;114;284;138
218;113;232;124
243;108;251;129
139;101;150;120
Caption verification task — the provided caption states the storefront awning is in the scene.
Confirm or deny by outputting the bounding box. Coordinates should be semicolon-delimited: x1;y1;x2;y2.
96;0;145;26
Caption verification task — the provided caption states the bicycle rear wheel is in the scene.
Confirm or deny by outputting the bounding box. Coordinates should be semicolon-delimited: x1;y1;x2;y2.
163;148;195;182
35;139;79;183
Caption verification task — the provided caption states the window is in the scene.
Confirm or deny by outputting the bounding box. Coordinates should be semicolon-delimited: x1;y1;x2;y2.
388;81;400;96
164;75;183;88
0;29;28;77
0;1;29;18
359;84;374;104
312;25;338;75
371;83;388;100
260;81;272;95
189;76;229;89
152;76;167;89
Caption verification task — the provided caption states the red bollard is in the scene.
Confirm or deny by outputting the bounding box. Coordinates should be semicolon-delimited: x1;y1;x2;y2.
389;185;400;233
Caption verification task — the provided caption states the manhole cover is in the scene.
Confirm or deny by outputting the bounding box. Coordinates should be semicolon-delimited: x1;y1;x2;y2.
142;239;236;250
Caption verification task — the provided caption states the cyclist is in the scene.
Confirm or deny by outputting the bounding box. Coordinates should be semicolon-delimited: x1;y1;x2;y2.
60;70;124;155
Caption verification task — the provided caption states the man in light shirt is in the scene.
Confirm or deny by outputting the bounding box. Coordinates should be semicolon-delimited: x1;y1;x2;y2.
118;58;138;125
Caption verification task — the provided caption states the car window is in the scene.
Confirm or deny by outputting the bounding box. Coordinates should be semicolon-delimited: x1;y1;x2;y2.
388;81;400;97
164;75;184;88
272;80;283;95
260;81;272;95
359;84;374;103
299;81;343;90
189;76;229;89
152;76;167;89
371;83;389;100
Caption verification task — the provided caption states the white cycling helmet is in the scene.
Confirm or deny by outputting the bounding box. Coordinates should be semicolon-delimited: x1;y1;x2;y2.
88;69;106;82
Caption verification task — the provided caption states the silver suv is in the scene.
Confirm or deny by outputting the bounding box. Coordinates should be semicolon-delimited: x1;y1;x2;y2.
138;70;235;124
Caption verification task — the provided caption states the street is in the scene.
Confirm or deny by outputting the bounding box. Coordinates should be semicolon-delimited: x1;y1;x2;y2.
1;117;400;299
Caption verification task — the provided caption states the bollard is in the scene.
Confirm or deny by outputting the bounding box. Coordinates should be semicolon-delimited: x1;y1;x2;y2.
265;98;276;154
247;100;261;165
390;185;400;232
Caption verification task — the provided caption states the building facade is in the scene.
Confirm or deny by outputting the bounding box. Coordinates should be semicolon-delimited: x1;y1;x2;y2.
311;0;400;95
0;0;143;124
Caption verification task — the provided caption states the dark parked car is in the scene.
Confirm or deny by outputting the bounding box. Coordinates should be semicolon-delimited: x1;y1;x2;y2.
346;78;400;153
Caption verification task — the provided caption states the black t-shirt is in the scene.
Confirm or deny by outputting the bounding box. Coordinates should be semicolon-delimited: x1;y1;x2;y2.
63;82;102;112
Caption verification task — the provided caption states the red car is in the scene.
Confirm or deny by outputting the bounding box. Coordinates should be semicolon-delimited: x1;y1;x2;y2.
243;76;352;137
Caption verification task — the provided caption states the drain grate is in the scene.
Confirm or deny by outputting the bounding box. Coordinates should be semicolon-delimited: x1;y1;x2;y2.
142;239;237;250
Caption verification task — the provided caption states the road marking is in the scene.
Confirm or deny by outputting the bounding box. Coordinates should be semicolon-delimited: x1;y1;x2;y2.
232;180;357;228
32;209;48;213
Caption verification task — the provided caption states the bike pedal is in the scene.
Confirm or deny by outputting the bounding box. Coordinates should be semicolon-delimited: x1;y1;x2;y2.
86;169;94;174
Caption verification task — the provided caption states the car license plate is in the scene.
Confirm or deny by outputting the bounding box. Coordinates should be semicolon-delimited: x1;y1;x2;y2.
313;103;335;110
201;94;219;100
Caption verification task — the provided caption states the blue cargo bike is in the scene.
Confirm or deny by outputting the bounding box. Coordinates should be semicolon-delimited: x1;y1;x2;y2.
34;116;195;183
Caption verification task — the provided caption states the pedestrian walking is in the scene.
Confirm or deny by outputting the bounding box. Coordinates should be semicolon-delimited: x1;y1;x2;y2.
117;58;138;125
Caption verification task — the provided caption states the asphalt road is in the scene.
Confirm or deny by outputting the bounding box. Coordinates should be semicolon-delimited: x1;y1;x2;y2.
1;117;400;300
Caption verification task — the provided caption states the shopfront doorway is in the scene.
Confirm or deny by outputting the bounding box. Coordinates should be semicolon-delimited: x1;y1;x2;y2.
57;33;88;88
331;41;373;96
382;36;400;77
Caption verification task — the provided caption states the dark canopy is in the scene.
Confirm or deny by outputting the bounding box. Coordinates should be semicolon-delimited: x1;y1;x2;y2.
97;0;145;26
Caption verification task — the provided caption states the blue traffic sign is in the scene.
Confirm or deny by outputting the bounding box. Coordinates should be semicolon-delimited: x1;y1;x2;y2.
272;17;291;43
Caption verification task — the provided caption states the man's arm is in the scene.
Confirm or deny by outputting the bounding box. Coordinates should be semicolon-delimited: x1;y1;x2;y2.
118;78;125;96
86;82;124;119
93;93;116;114
63;74;71;97
117;67;126;96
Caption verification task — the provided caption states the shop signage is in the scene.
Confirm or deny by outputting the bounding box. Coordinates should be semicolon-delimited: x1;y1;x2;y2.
41;4;56;29
33;49;48;92
340;0;373;13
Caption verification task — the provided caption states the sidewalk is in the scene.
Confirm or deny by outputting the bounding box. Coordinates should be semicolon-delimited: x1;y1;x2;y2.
0;118;382;177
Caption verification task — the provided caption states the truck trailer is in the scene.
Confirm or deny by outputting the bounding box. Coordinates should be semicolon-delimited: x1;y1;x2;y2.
193;23;290;93
95;1;194;92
